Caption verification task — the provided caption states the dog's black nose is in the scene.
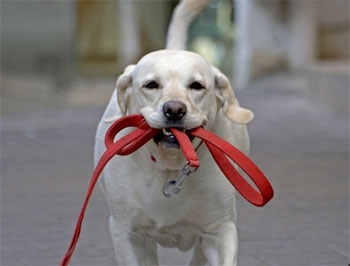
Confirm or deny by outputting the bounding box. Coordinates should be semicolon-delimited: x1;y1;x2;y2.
163;100;187;121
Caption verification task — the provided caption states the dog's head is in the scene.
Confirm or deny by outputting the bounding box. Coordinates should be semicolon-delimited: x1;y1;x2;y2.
115;50;253;168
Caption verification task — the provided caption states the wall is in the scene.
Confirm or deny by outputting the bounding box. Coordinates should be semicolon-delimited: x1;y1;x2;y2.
1;1;76;76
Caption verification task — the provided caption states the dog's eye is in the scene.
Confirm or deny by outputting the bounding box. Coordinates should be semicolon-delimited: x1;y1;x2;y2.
189;81;205;90
144;81;159;89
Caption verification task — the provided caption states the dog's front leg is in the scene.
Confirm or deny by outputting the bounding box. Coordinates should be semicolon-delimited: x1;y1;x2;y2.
200;222;238;266
189;237;207;266
109;216;158;265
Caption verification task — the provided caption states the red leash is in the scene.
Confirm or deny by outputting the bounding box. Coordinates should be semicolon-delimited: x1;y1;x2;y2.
60;114;273;265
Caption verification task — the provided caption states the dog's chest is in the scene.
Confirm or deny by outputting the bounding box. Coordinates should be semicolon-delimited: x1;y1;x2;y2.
136;170;200;251
139;169;198;227
136;221;198;251
136;160;230;227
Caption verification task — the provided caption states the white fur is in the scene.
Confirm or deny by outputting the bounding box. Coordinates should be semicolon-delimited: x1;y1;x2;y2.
94;1;253;265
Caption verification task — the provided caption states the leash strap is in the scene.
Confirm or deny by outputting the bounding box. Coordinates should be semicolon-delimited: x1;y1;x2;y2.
170;128;200;168
60;114;273;265
60;115;160;266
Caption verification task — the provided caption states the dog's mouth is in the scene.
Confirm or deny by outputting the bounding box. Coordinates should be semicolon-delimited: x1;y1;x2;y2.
153;128;194;149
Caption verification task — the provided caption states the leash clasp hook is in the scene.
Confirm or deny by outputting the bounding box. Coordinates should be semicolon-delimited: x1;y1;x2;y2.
163;163;197;198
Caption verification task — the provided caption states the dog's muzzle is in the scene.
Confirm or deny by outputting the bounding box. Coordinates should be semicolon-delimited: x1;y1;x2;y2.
153;100;194;148
153;128;194;149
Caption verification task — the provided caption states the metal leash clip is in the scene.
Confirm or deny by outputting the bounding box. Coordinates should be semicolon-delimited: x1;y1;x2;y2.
163;163;198;198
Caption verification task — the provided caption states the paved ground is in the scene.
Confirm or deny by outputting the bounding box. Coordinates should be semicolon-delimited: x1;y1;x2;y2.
1;70;349;265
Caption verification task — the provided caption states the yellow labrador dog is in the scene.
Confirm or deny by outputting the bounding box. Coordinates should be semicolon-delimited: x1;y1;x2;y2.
95;0;253;265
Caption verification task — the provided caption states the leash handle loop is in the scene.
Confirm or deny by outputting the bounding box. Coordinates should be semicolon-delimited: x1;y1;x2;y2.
189;127;274;207
104;114;158;154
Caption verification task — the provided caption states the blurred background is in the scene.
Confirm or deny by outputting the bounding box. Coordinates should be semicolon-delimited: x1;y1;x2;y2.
2;0;348;113
1;0;349;265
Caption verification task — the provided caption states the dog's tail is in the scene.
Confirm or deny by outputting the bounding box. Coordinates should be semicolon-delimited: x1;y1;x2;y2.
166;0;211;50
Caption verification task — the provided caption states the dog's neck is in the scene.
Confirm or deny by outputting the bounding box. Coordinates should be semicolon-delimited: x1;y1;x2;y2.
139;141;190;171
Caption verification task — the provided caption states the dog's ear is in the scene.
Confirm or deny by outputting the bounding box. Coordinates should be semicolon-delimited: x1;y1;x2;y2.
213;67;254;124
116;65;135;115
